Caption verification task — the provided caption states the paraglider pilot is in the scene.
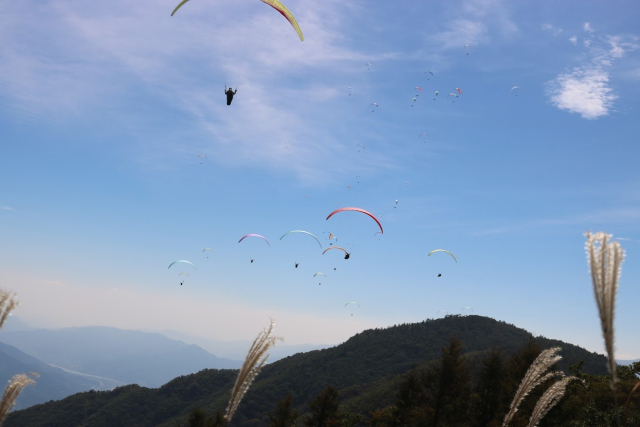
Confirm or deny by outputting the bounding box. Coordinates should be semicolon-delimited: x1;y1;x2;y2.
225;86;237;105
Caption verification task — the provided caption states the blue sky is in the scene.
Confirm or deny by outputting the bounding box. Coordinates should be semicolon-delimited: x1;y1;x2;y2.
1;0;639;358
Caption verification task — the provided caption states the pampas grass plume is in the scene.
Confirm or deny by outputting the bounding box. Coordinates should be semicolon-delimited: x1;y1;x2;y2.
502;347;563;427
224;318;282;423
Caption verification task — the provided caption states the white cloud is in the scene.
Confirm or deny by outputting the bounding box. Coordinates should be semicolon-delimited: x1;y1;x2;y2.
1;206;14;211
583;22;594;33
548;68;616;119
548;27;638;119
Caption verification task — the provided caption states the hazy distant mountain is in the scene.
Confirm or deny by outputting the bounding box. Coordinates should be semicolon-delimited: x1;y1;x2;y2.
0;316;34;333
0;326;241;387
155;329;332;362
0;341;124;410
617;358;640;365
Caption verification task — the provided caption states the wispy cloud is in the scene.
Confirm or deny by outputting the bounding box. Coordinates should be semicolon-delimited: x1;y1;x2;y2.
583;22;594;34
0;0;398;183
569;36;578;45
542;23;563;36
429;0;516;51
1;206;14;211
547;26;638;119
472;207;640;236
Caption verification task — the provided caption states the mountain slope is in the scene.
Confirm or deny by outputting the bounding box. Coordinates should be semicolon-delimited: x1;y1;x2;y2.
5;315;609;427
0;326;241;387
0;341;124;410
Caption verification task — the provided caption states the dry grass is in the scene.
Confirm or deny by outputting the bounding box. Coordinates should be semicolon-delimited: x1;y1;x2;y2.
0;290;18;330
527;375;581;427
224;318;282;423
502;347;564;427
585;231;625;388
0;372;38;426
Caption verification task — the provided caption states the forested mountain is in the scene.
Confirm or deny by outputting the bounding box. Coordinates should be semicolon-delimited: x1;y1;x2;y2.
6;315;621;427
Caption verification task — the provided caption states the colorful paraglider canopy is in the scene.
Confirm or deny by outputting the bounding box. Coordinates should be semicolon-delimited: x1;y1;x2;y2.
171;0;304;41
168;260;197;270
322;247;350;259
326;207;383;234
414;86;422;93
427;249;457;263
280;230;322;248
202;248;214;252
238;234;271;246
456;88;462;94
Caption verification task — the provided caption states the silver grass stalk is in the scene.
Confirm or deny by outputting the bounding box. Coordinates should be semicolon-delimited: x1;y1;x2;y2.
527;375;581;427
0;290;18;330
502;347;564;427
585;231;625;388
0;373;37;425
224;318;282;423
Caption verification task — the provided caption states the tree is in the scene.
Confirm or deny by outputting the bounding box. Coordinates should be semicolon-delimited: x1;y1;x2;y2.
268;395;299;427
473;349;507;427
304;386;342;427
423;337;471;427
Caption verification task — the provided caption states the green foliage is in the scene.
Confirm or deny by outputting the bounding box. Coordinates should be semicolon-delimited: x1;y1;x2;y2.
304;386;342;427
268;395;299;427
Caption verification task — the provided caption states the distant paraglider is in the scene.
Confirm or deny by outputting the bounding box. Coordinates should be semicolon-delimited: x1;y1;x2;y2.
326;207;383;234
323;247;350;259
238;234;271;246
168;260;197;270
280;230;322;248
428;249;457;263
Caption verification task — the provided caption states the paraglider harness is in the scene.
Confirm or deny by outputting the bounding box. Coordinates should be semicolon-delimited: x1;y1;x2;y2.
225;86;237;105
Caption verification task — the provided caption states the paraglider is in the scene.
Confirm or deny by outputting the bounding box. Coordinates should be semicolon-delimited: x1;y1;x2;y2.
225;86;237;105
415;86;422;93
326;207;383;234
323;247;350;259
171;0;304;41
365;62;372;69
348;87;353;96
419;133;428;138
203;248;214;258
313;272;326;277
456;88;462;94
427;249;457;263
462;306;474;312
178;272;190;277
238;234;271;246
425;71;434;79
371;102;378;112
510;86;519;96
434;91;439;100
437;273;442;277
344;301;360;307
464;44;473;54
197;154;207;164
280;230;322;248
168;260;197;270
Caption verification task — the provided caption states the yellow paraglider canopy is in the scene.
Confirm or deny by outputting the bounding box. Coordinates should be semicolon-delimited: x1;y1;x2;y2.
171;0;304;41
